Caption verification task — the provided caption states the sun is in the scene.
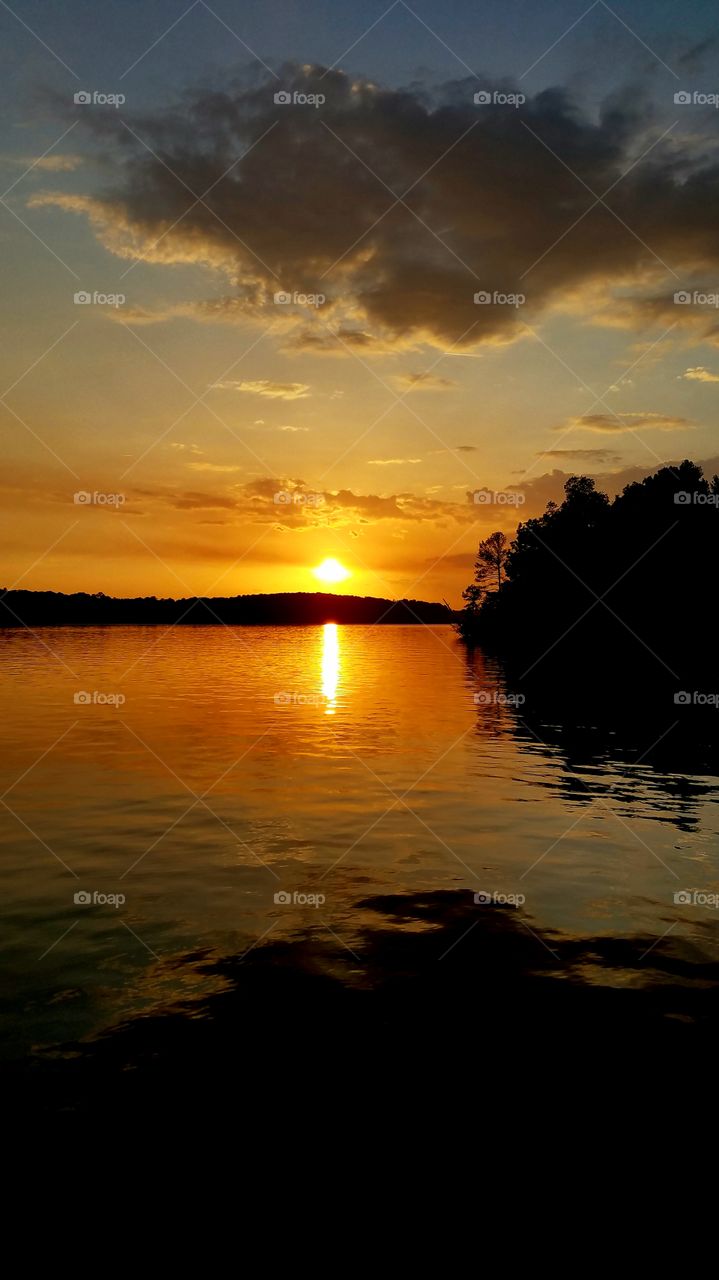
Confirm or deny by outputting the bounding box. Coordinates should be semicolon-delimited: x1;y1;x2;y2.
312;558;351;585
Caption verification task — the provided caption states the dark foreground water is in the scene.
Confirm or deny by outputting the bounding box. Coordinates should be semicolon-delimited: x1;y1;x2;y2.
1;624;718;1110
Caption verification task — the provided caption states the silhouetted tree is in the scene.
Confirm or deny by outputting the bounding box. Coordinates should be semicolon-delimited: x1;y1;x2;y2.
475;531;509;591
461;582;484;613
456;463;719;690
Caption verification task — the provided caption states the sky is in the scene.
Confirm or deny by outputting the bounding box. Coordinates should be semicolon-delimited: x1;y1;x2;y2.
1;0;719;604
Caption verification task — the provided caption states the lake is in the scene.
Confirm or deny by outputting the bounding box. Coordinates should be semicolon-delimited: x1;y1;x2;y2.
2;623;719;1093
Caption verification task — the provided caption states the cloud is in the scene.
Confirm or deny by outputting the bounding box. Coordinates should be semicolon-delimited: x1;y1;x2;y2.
188;462;245;473
428;445;478;456
35;65;719;352
541;448;623;462
212;379;310;400
560;412;693;434
170;491;239;510
324;486;478;524
170;441;203;454
367;457;423;466
17;153;83;172
681;366;719;383
116;454;719;552
283;326;402;355
395;372;456;390
245;419;308;432
582;291;719;351
130;475;484;527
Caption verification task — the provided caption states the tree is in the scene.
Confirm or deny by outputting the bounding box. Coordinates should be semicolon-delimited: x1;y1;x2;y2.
456;462;719;695
461;582;484;613
475;531;509;591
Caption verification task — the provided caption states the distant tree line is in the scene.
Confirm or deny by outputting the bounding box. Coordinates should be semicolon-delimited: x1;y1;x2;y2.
0;590;456;628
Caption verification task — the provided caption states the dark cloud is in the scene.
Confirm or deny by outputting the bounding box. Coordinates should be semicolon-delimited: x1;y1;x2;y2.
32;64;719;351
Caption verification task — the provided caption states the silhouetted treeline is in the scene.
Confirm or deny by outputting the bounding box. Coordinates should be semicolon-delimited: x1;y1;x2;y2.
0;589;456;628
458;461;719;692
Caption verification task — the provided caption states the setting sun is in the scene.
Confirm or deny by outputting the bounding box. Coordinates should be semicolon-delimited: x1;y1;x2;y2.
312;558;351;585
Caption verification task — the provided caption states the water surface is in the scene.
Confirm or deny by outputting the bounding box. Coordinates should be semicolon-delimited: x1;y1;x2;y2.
1;623;718;1065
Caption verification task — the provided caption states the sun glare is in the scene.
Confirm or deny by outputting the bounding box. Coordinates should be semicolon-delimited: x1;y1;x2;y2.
312;558;351;585
321;622;339;714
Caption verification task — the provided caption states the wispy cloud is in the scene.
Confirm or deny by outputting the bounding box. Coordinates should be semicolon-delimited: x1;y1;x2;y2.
126;476;485;527
395;372;455;391
561;412;693;435
367;457;423;466
7;153;82;172
212;380;310;400
188;462;245;473
681;367;719;383
541;448;624;462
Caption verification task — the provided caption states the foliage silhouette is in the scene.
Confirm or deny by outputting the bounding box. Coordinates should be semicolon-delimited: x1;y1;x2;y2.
0;590;456;628
457;460;719;696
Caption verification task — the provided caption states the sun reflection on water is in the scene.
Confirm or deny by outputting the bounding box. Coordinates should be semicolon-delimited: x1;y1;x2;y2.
321;622;340;714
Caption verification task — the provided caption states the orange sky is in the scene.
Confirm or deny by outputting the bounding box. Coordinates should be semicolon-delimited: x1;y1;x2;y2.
3;33;719;605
